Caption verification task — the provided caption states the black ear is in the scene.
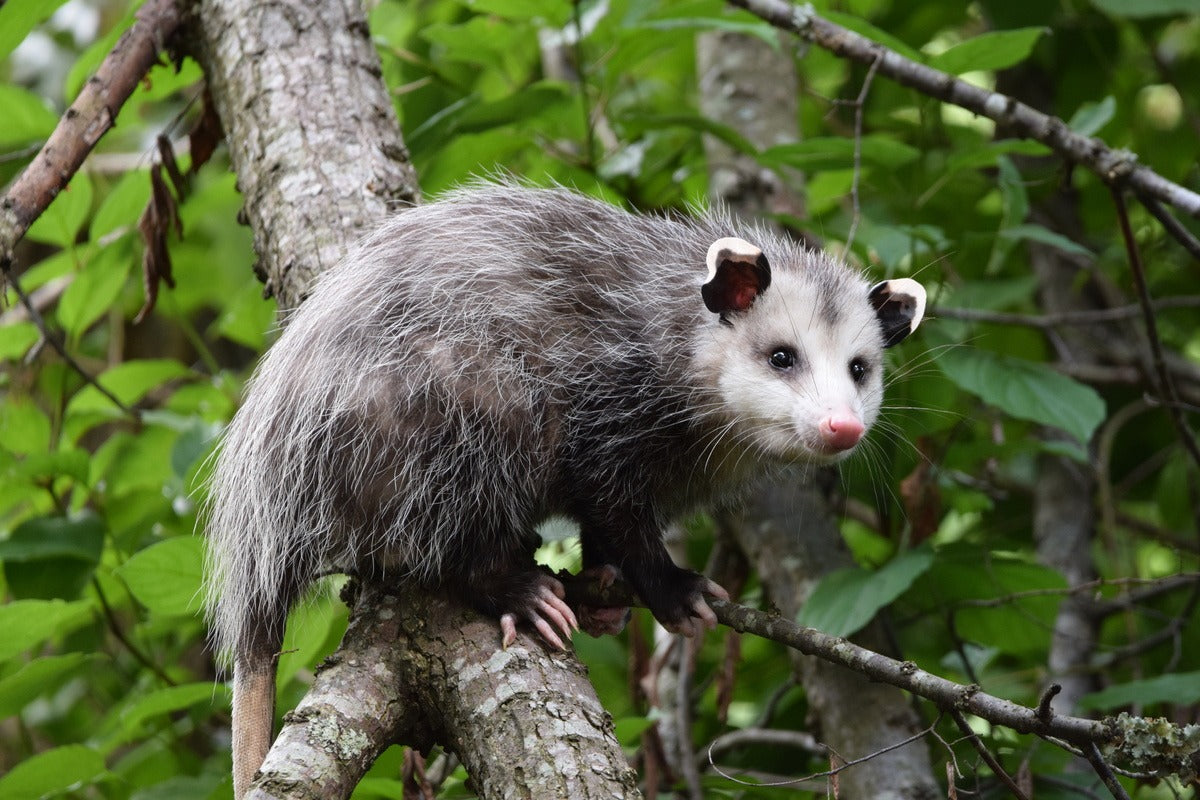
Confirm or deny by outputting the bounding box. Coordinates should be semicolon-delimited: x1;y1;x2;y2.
868;278;927;347
702;237;771;314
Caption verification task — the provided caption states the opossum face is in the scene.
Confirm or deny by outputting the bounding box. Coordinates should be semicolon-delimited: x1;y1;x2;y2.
699;238;925;464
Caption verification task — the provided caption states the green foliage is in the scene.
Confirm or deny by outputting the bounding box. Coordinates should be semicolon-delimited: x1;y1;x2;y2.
3;0;1199;796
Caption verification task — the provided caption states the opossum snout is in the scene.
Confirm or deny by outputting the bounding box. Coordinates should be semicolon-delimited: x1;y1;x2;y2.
818;411;865;451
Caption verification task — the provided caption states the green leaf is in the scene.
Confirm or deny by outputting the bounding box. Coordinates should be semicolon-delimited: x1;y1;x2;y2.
101;683;231;751
1068;96;1116;136
797;548;934;638
999;224;1094;259
0;0;72;61
0;321;40;361
1079;672;1200;710
67;359;192;414
57;242;134;338
0;653;96;718
116;537;205;617
1088;0;1200;18
2;510;102;599
626;113;758;156
936;348;1106;443
26;174;94;249
0;744;106;800
0;397;52;454
465;0;571;25
0;85;58;149
635;16;778;47
0;513;104;563
928;28;1048;75
0;599;93;662
91;169;152;240
613;716;656;746
761;136;921;171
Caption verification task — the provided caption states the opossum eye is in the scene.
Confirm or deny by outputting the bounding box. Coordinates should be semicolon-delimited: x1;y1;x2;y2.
768;348;797;371
849;357;868;384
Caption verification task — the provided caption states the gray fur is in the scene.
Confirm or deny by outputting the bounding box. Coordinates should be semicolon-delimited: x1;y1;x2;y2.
204;182;908;664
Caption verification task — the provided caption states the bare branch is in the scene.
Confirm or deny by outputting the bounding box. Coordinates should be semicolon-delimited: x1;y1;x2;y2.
0;0;184;262
726;0;1200;221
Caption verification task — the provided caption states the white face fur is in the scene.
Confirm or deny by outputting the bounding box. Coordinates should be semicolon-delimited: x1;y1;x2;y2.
706;268;886;464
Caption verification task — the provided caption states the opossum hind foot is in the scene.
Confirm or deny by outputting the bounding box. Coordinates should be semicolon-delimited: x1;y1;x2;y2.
495;572;579;650
575;564;632;637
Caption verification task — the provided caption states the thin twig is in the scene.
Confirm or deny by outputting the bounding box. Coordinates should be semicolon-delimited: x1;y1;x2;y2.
1082;741;1133;800
93;579;176;686
1134;190;1200;262
949;709;1031;800
1109;184;1200;469
844;53;881;254
2;268;138;418
725;0;1200;219
934;297;1200;327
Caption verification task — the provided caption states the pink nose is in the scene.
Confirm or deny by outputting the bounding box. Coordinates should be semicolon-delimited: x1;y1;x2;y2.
819;413;865;450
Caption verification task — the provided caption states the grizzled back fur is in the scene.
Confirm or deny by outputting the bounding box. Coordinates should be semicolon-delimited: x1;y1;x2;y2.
203;182;877;661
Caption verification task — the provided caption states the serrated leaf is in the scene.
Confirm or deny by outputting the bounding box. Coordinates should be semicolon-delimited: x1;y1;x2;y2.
1068;96;1116;136
761;136;921;171
1080;672;1200;710
0;653;96;718
928;28;1048;75
0;599;93;662
116;537;205;617
57;243;133;338
797;548;934;637
0;744;106;800
0;0;72;61
936;348;1106;443
1088;0;1200;18
0;85;59;149
67;358;192;414
999;224;1094;259
26;174;94;249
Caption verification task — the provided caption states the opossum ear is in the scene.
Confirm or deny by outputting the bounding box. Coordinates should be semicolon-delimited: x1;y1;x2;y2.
869;278;927;347
702;237;771;315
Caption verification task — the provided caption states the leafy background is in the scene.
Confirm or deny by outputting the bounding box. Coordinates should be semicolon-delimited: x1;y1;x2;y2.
2;0;1199;797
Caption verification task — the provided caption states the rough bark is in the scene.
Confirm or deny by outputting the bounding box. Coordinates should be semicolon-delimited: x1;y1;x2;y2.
186;0;420;310
185;1;637;796
254;584;641;800
696;30;938;799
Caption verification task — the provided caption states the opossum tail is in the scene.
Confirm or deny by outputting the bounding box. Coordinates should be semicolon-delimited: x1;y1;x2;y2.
230;615;284;798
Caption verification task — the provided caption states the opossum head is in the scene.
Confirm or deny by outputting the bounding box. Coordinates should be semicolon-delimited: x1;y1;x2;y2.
699;237;925;464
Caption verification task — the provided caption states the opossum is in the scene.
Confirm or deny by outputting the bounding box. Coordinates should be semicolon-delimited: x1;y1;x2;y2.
204;182;926;796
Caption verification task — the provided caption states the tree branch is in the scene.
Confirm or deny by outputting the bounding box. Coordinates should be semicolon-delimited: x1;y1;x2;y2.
726;0;1200;222
0;0;184;264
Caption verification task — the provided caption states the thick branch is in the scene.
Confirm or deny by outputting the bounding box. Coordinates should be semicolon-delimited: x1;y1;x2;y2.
188;0;420;309
254;584;641;799
0;0;184;263
726;0;1200;220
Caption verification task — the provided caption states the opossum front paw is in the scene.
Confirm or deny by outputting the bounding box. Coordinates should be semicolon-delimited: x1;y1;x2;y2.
497;573;579;651
640;568;729;637
577;564;632;637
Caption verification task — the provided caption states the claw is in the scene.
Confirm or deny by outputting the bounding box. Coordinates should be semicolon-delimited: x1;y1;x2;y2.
534;584;578;641
500;613;518;649
532;615;566;650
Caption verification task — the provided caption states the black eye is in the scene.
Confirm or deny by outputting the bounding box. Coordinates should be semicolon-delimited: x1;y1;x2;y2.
769;348;797;370
849;357;868;383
